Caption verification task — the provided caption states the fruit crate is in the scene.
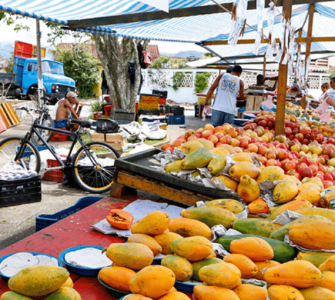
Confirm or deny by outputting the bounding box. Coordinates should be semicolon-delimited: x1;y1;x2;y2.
170;106;184;116
0;176;41;208
166;115;185;125
50;127;68;142
35;196;104;231
42;155;67;183
90;131;128;152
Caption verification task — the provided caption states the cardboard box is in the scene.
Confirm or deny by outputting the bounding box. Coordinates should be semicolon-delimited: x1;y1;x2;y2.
254;96;264;111
90;132;128;151
245;95;255;111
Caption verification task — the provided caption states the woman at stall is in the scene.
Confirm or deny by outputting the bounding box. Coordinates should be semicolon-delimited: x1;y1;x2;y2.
318;83;329;103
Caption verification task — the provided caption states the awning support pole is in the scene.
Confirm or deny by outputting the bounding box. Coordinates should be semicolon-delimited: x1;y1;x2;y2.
275;0;292;136
36;19;43;108
263;56;267;77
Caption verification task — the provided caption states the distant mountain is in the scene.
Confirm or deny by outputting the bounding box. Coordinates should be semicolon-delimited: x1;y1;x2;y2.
0;42;14;58
161;50;207;58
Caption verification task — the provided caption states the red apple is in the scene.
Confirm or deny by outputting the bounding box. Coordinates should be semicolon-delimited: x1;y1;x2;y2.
220;135;232;144
315;133;325;143
292;128;299;135
187;135;198;141
299;156;311;166
248;143;258;153
228;128;238;138
328;138;335;145
202;130;213;139
295;133;304;141
277;149;288;160
172;140;183;147
309;164;319;176
285;161;297;171
324;173;333;181
258;145;268;156
208;135;219;144
214;132;224;140
324;181;333;189
284;127;292;136
287;170;302;180
259;156;267;165
266;159;277;167
318;164;326;173
291;151;299;159
265;150;276;160
239;138;249;149
301;167;313;178
195;132;202;138
300;126;311;135
230;138;240;147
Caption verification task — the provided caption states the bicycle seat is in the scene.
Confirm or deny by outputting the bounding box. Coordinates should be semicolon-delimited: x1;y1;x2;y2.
69;119;91;128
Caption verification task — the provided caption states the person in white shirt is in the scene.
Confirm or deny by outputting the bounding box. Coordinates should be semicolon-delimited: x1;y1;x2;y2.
204;65;245;126
318;82;329;103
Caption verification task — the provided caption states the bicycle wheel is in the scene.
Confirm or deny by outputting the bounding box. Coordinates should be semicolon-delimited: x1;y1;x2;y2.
72;142;119;193
31;115;54;146
0;137;41;172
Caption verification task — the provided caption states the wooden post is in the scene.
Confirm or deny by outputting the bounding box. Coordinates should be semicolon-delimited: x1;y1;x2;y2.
263;56;267;77
275;0;292;136
301;4;315;109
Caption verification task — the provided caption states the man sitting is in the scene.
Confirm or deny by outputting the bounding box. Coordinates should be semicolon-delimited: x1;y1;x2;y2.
53;91;83;131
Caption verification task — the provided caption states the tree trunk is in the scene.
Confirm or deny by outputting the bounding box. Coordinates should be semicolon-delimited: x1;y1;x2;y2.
93;35;149;110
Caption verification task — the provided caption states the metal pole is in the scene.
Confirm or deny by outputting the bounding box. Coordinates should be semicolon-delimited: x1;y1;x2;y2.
36;19;43;108
263;56;267;77
275;0;292;136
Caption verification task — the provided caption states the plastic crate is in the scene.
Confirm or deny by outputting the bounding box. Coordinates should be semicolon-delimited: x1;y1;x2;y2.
152;90;168;98
160;105;170;115
170;106;184;115
35;196;104;232
166;115;185;125
159;98;166;105
0;176;41;208
50;127;68;142
43;155;67;183
137;109;160;116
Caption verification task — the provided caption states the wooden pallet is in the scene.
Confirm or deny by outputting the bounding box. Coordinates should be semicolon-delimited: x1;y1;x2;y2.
112;170;215;206
0;103;20;127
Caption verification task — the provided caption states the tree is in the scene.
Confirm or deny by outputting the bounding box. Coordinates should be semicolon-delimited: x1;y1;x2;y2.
4;52;14;73
150;55;188;69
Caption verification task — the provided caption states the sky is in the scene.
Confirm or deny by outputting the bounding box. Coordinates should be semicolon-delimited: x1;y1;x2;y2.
0;16;206;55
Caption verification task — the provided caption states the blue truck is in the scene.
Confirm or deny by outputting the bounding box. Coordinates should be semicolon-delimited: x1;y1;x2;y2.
0;56;77;103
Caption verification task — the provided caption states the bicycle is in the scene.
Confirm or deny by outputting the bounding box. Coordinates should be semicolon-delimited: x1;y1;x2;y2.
0;119;120;193
17;102;54;146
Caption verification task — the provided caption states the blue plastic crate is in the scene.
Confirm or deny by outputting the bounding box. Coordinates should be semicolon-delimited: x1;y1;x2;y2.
166;115;185;125
35;196;104;232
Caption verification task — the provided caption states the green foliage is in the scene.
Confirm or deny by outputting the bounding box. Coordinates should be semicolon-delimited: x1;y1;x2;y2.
0;12;29;30
194;72;212;93
203;53;213;58
150;55;188;69
172;72;188;91
90;100;105;113
55;44;100;98
4;52;14;73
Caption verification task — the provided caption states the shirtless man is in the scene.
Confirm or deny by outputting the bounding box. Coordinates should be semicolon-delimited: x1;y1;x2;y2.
54;91;83;131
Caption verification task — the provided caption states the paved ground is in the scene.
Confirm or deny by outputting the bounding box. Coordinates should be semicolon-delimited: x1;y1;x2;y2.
0;102;208;250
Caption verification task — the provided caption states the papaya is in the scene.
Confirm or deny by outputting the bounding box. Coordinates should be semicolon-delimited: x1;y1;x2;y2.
129;266;175;299
206;251;217;258
253;260;281;281
300;286;335;300
237;175;261;202
211;176;238;191
205;199;244;214
289;221;335;250
154;232;183;255
317;271;335;292
43;287;81;300
198;139;214;149
105;243;154;270
181;207;237;229
128;234;162;256
170;236;213;262
232;218;282;237
131;211;170;236
233;284;268;300
267;199;313;220
216;234;295;263
229;162;260;180
267;285;304;300
199;262;241;289
257;166;285;182
295;188;321;206
211;147;230;155
296;207;335;222
272;178;298;204
99;266;136;292
192;258;224;281
61;277;74;288
161;254;193;282
231;152;254;163
264;260;323;288
223;254;258;279
181;148;213;170
283;175;301;186
320;191;335;208
207;154;227;176
0;292;34;300
319;255;335;272
8;265;69;297
248;199;269;214
125;295;152;300
298;182;322;193
297;251;335;267
269;215;332;241
230;237;274;262
302;177;324;190
179;141;204;154
193;285;240;300
106;209;134;230
158;292;191;300
168;218;213;240
217;144;236;155
165;160;184;173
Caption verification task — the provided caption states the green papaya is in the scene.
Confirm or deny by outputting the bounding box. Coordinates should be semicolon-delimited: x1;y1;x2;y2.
165;160;183;173
216;234;296;263
207;154;227;176
232;218;282;237
181;147;213;170
0;292;34;300
192;258;224;281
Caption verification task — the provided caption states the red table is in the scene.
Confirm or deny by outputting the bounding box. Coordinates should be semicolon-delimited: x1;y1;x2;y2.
0;195;192;299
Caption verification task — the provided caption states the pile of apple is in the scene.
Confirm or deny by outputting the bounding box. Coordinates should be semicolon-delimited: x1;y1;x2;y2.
162;114;335;189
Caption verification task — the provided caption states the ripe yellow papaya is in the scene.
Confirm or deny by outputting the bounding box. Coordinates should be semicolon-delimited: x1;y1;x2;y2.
300;286;335;300
232;218;282;237
194;285;240;300
231;152;254;163
131;211;170;236
125;295;153;300
211;148;230;155
237;175;260;202
223;254;258;279
257;166;285;182
154;231;183;255
43;287;81;300
320;191;335;208
198;139;214;149
248;199;269;215
161;254;193;282
229;162;260;180
296;207;335;222
211;176;238;191
99;266;136;292
233;284;268;300
181;207;237;229
267;199;313;220
297;251;335;267
319;255;335;272
192;258;224;281
168;218;213;240
205;199;244;214
179;141;204;154
181;147;213;170
267;285;304;300
253;260;281;281
158;292;191;300
207;154;227;176
165;160;183;173
272;178;298;204
317;271;335;292
128;233;162;256
298;183;322;193
302;177;324;190
0;292;34;300
283;175;301;186
61;277;74;288
295;188;321;206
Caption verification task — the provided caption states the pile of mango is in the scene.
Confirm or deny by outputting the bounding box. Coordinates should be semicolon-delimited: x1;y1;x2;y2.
97;205;335;300
0;265;80;300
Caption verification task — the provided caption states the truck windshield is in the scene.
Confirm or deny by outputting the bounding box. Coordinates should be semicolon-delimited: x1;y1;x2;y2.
42;61;64;75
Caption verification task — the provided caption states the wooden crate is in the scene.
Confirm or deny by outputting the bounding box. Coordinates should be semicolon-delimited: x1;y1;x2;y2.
245;95;255;111
253;96;264;111
0;103;20;127
90;132;127;152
